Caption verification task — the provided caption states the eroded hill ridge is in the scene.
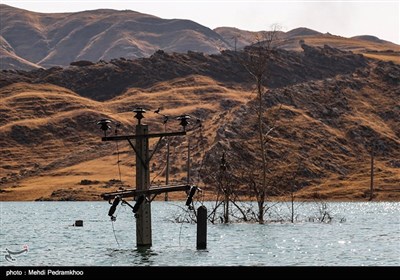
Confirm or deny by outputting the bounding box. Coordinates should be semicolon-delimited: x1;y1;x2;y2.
0;42;399;200
1;44;369;100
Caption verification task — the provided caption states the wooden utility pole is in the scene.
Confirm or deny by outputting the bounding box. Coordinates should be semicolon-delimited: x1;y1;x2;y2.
135;123;152;246
164;120;170;202
220;152;229;223
165;140;170;201
100;110;200;248
187;137;191;184
369;143;374;201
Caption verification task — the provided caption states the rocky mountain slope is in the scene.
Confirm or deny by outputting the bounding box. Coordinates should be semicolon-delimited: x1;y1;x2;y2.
1;4;399;71
204;59;400;200
1;44;368;101
0;4;229;70
0;43;399;201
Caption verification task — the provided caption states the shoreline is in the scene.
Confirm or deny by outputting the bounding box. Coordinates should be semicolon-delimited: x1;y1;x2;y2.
1;197;399;202
2;184;399;202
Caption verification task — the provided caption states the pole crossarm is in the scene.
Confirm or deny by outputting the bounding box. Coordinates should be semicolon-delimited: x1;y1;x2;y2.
101;184;192;200
102;131;186;170
102;131;186;142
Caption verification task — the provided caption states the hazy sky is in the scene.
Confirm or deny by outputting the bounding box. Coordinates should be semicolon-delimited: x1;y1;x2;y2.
1;0;399;44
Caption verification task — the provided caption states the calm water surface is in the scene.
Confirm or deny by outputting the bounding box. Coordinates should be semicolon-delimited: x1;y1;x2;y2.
0;201;399;266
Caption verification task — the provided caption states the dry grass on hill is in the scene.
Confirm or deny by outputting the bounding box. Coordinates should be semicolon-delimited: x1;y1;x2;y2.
0;77;253;201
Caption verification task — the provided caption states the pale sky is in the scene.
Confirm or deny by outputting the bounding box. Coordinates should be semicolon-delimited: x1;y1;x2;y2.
1;0;399;44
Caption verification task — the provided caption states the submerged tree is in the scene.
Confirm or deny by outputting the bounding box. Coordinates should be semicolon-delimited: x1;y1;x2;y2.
202;150;250;223
239;25;281;223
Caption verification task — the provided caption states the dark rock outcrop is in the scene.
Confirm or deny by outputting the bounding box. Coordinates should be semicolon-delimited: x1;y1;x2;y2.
0;44;368;101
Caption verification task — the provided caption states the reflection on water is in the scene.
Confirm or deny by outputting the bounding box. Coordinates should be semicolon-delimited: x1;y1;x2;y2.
134;247;158;265
105;247;157;265
0;201;399;266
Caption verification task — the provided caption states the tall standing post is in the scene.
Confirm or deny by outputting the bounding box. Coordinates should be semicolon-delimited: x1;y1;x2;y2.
177;115;191;185
165;139;170;201
220;152;229;223
196;206;207;250
164;120;170;202
187;137;191;184
135;110;152;247
369;142;374;201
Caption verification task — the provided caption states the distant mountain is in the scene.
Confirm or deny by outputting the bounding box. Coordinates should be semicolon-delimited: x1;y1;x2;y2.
213;27;274;51
0;4;229;69
0;35;41;70
1;4;399;70
215;26;400;58
351;35;390;44
284;27;322;37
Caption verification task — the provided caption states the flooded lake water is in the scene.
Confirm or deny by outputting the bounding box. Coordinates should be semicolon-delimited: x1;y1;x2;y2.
1;201;399;266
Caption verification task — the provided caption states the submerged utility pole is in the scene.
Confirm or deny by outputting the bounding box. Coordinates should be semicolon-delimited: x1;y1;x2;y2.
99;109;200;248
164;118;170;202
187;137;191;184
135;112;151;246
165;139;170;201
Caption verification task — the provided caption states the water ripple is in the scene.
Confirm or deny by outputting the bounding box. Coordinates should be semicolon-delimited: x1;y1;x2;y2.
1;201;399;266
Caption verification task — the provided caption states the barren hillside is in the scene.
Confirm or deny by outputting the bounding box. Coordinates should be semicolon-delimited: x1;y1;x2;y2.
0;44;399;201
0;78;251;200
0;4;229;69
204;61;400;201
0;44;369;101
